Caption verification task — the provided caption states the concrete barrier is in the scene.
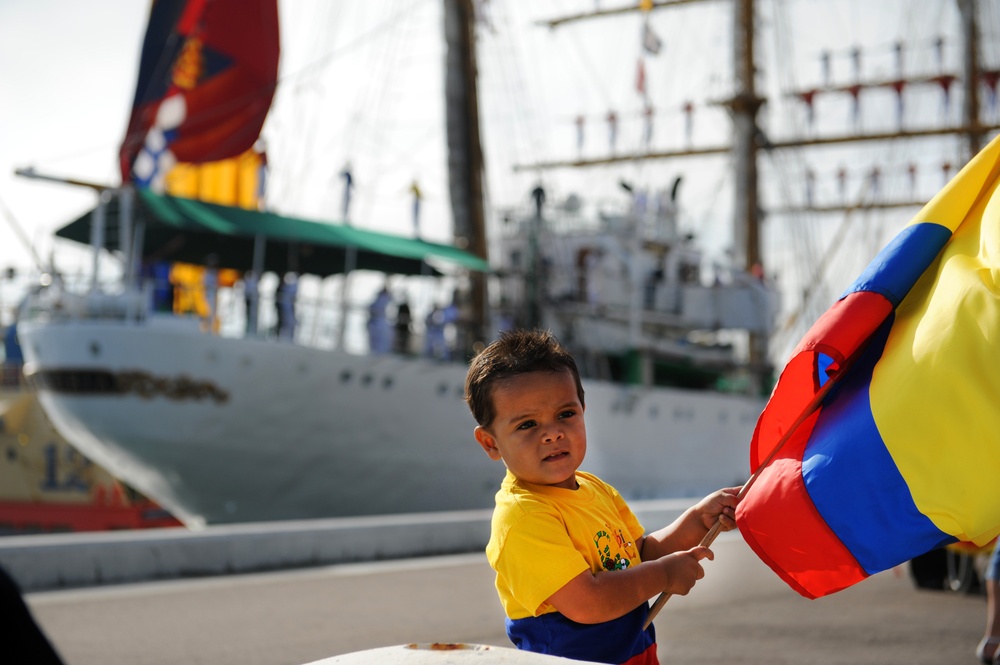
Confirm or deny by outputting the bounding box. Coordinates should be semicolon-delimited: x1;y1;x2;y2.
0;499;690;592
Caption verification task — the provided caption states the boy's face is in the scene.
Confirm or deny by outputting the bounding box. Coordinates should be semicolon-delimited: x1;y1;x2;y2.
474;370;586;490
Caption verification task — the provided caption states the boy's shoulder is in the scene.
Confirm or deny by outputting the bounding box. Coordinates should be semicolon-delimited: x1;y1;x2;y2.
575;470;614;492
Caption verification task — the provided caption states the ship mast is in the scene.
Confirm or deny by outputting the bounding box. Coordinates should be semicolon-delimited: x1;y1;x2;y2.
958;0;984;158
729;0;769;390
730;0;760;275
444;0;489;353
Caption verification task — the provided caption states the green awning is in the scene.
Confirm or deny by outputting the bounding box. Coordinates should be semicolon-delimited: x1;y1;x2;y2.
55;190;491;278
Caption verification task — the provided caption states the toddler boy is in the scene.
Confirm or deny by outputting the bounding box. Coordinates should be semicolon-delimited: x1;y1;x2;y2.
465;329;738;664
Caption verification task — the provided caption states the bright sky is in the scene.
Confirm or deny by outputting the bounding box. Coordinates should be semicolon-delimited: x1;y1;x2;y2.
0;1;148;275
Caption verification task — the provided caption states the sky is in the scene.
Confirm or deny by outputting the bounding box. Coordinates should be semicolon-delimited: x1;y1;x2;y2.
0;2;149;275
0;0;993;357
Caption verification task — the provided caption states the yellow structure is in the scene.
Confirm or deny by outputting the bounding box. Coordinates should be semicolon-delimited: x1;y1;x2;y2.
158;147;263;327
165;147;265;210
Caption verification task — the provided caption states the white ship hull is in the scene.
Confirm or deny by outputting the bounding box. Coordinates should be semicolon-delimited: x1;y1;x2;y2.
18;316;763;528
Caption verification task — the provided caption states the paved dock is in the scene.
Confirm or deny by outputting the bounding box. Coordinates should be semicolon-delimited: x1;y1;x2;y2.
23;535;987;665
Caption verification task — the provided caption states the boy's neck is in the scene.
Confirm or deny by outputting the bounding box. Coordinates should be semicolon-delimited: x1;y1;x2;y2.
509;469;580;491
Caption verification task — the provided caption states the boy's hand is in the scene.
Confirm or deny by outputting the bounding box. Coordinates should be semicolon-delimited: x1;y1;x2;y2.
639;486;742;562
694;487;741;532
660;546;714;596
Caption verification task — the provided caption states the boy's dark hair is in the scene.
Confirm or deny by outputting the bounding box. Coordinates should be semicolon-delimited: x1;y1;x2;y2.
465;329;585;428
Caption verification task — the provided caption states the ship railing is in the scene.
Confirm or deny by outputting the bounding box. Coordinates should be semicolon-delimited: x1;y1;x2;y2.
495;195;682;243
544;301;749;362
20;281;150;325
499;256;777;334
18;272;457;360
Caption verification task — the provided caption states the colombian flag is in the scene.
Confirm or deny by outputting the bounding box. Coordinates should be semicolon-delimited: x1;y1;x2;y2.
736;133;1000;599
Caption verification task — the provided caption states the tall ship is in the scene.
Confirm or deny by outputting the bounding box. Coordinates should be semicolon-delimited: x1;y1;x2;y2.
11;0;995;528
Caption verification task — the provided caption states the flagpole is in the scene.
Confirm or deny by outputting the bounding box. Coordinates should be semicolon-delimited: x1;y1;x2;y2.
642;372;841;629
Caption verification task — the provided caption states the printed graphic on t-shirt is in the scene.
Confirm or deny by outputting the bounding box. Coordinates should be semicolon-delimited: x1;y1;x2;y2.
594;522;639;571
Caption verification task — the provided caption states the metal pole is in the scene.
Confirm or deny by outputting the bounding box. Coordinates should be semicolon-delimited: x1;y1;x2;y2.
129;217;146;321
90;190;110;293
249;233;266;336
120;186;135;288
337;246;357;349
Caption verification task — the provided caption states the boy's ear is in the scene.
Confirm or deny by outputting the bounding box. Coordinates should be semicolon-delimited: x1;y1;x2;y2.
475;426;503;461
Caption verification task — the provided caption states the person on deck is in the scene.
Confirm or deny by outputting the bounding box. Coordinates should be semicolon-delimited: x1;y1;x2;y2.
203;255;220;333
243;270;259;335
531;184;546;218
341;164;354;222
367;287;393;354
394;299;413;355
278;272;297;341
424;305;447;360
464;329;739;665
410;180;423;237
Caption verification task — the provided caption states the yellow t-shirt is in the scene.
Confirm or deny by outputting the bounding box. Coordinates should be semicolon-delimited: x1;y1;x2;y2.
486;469;645;620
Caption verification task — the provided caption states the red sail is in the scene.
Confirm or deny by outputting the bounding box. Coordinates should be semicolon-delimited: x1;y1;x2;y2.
119;0;279;187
